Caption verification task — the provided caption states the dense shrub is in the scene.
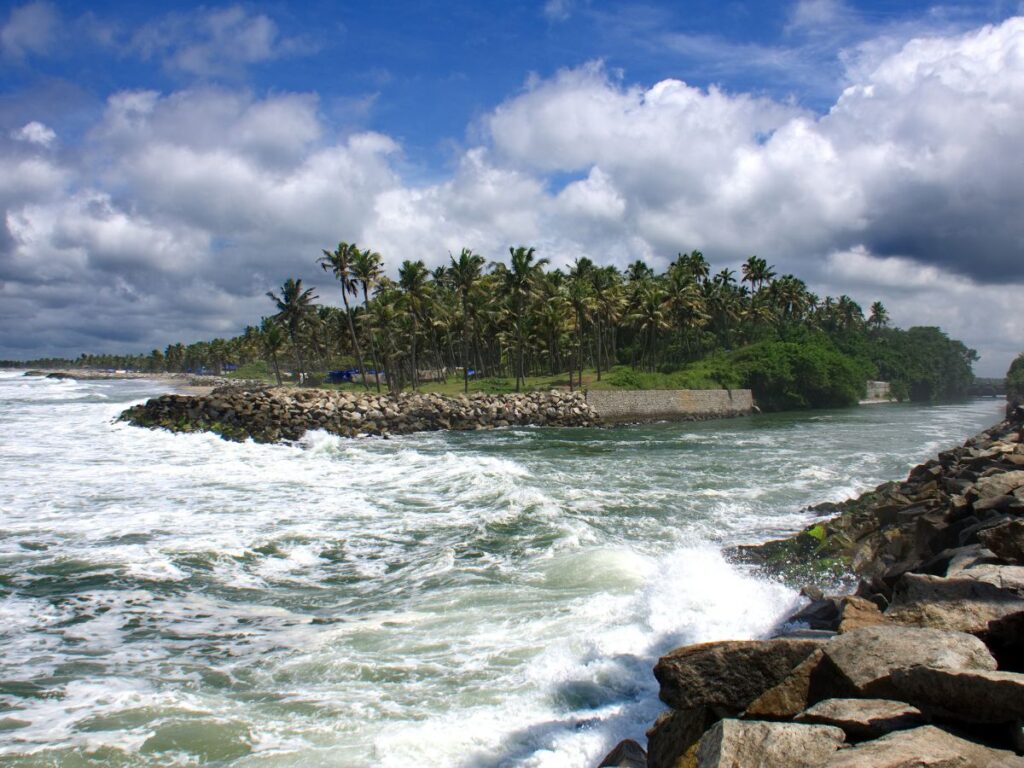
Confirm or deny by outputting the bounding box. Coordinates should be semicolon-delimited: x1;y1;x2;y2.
1008;353;1024;401
731;340;870;411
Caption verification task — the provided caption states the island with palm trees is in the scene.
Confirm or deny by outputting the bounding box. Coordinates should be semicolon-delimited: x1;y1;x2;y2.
9;245;977;417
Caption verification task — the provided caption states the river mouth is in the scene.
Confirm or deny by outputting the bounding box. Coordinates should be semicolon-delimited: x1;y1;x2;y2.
0;371;1006;767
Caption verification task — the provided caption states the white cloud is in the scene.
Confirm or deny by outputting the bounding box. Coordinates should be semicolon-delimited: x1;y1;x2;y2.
130;5;307;78
1;17;1023;375
0;1;58;60
10;120;56;147
543;0;574;23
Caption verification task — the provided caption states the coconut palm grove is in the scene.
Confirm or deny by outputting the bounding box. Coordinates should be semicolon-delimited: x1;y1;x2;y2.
6;244;981;411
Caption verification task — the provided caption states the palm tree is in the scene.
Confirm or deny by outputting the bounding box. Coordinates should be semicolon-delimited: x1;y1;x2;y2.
351;248;384;392
260;317;286;385
495;246;549;391
319;242;368;388
450;248;485;393
398;259;430;390
566;260;594;389
741;256;776;293
628;281;670;371
665;262;708;360
836;295;864;332
868;301;890;332
208;338;229;375
626;259;654;283
267;277;318;379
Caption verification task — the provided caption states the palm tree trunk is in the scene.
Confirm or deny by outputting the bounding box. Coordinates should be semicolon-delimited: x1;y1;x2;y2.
341;291;368;389
462;297;471;394
360;287;382;393
271;351;282;386
576;310;584;389
410;314;419;390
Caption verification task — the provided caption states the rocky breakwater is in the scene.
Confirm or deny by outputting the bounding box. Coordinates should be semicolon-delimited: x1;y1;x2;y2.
119;387;598;442
597;400;1024;768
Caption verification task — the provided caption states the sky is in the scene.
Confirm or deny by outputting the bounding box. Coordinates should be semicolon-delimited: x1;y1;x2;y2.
0;0;1022;375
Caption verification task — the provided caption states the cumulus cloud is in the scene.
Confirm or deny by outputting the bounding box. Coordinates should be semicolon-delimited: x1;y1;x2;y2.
0;1;58;60
10;120;56;147
1;16;1023;374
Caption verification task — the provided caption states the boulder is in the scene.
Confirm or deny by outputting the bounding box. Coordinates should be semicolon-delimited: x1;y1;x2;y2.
646;708;717;768
837;596;889;633
597;738;646;768
794;698;925;741
978;519;1024;564
889;666;1024;723
654;639;824;712
823;725;1024;767
694;720;844;768
959;564;1024;592
787;598;841;631
743;650;837;720
974;471;1024;499
820;625;996;698
885;573;1024;633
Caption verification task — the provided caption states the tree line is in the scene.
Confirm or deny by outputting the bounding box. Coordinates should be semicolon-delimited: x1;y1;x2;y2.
3;244;983;407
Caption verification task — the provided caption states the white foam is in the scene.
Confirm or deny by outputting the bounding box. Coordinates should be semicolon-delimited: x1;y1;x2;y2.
0;376;1006;766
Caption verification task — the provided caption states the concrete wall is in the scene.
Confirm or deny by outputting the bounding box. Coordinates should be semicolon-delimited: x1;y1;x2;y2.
864;380;893;401
585;389;753;423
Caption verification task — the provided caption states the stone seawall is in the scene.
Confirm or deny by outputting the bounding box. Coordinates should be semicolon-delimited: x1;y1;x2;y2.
585;388;754;423
120;387;599;442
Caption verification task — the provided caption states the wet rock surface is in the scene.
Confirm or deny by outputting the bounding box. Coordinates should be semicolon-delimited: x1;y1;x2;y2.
616;402;1024;767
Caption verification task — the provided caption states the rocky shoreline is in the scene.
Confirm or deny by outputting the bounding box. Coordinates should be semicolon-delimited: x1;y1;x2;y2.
598;399;1024;767
119;386;599;441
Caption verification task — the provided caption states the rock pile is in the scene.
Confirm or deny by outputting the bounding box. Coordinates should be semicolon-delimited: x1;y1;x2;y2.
120;387;599;442
599;401;1024;767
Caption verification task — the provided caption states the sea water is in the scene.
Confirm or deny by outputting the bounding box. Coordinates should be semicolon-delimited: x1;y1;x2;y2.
0;371;1005;766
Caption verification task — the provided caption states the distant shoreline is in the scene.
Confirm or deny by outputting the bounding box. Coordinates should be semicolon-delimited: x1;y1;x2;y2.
21;368;245;396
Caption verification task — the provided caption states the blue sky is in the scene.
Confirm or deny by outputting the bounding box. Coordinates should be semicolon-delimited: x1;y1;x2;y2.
1;1;1023;373
5;1;1015;169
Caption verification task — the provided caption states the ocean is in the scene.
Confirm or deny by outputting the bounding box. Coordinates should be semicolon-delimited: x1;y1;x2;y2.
0;371;1005;766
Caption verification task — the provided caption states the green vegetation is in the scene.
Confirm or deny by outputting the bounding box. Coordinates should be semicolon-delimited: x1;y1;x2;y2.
4;246;979;411
1008;353;1024;401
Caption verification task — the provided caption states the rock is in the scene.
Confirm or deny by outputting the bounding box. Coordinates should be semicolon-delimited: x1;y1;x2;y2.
820;625;997;698
985;612;1024;672
823;725;1024;767
597;738;646;767
942;545;1002;577
743;650;835;720
889;666;1024;723
885;573;1024;633
974;471;1024;499
654;639;824;712
694;720;844;768
978;519;1024;564
800;585;825;601
646;708;717;768
958;564;1024;592
771;629;838;641
794;698;925;740
960;515;1016;547
788;598;841;631
837;596;888;633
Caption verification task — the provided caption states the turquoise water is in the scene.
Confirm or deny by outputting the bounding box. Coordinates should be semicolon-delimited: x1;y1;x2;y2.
0;371;1005;766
